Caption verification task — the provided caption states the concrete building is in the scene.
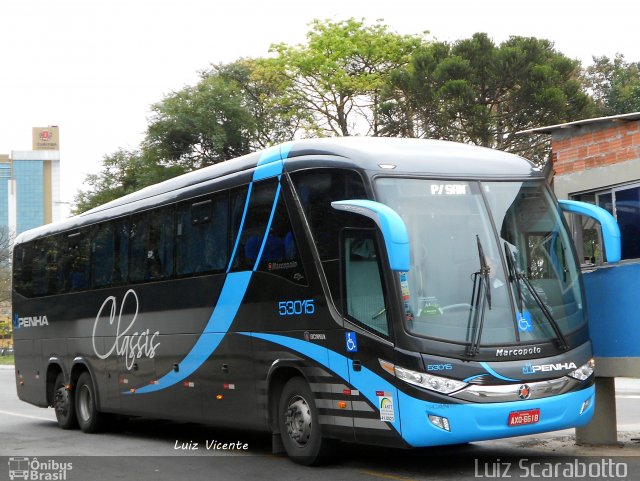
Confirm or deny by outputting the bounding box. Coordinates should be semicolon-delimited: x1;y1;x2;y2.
523;112;640;262
0;127;61;236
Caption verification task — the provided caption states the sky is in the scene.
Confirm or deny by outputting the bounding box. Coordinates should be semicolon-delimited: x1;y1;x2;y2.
1;0;639;216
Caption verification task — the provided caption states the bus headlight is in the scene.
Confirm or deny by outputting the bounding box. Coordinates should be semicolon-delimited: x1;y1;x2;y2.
387;363;467;394
568;359;595;381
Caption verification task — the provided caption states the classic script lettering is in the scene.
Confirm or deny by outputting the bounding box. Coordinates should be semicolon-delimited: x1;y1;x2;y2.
92;289;160;370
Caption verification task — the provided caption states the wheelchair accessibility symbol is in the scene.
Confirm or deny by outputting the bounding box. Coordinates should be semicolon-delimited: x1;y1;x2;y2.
345;332;358;353
517;311;533;333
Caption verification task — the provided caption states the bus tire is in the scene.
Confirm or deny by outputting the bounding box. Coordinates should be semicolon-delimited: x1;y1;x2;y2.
278;377;332;465
53;373;77;430
75;372;107;433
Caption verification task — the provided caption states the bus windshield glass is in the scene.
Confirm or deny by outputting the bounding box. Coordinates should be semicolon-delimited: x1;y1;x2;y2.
375;178;585;346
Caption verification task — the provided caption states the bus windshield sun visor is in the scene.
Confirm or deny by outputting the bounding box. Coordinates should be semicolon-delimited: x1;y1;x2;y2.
331;199;410;272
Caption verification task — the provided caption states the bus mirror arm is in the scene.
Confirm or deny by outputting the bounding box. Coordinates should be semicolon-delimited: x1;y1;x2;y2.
331;200;410;272
558;200;621;263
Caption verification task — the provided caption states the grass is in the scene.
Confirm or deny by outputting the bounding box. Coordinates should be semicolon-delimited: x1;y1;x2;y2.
0;355;14;365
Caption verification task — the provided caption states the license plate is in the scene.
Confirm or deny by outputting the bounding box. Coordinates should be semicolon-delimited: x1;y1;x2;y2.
508;408;540;426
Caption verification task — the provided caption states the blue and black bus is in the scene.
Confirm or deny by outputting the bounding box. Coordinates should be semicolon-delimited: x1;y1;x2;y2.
12;137;620;464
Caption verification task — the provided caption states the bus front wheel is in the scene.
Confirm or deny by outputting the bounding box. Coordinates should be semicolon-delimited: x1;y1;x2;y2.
278;377;331;465
53;373;77;430
75;372;107;433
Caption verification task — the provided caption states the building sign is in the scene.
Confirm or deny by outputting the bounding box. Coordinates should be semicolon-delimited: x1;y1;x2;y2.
32;126;60;150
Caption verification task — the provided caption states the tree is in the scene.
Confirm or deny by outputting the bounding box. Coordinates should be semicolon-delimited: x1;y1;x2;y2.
270;18;424;136
144;70;257;171
76;59;305;213
144;59;306;171
0;227;12;305
210;59;308;149
583;54;640;115
380;33;595;163
73;149;186;214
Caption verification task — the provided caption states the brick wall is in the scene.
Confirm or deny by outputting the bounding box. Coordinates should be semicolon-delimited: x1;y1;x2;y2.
552;121;640;175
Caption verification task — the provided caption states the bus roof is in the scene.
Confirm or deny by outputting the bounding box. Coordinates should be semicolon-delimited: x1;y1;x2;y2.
16;137;541;244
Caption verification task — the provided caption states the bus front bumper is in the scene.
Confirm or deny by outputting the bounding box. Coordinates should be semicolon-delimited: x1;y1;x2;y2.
398;384;595;447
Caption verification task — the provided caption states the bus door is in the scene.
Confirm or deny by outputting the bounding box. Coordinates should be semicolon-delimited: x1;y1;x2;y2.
342;228;401;442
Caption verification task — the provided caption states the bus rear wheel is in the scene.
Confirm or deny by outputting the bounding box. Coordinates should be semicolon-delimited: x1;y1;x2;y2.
75;372;107;433
278;377;331;465
53;373;77;430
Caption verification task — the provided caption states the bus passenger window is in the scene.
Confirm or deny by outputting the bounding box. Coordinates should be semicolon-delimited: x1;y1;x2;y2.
176;194;228;276
91;224;115;288
229;180;306;284
343;230;389;337
13;245;33;297
59;233;89;293
31;241;51;296
258;193;306;284
148;208;174;280
129;215;148;283
230;180;279;271
113;220;130;285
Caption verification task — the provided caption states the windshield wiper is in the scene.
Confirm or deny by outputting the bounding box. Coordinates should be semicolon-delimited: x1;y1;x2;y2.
503;241;569;351
504;242;525;314
466;235;492;356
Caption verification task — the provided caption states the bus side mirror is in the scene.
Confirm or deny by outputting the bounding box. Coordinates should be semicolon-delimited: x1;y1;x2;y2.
331;200;410;272
559;200;621;263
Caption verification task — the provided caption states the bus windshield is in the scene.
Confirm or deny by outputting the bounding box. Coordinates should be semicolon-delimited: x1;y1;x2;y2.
375;178;585;347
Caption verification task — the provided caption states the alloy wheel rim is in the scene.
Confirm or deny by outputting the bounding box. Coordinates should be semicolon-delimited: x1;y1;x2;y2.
78;385;92;422
284;395;312;447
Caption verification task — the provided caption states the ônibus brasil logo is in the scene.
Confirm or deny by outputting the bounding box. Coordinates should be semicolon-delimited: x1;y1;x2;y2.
7;457;72;480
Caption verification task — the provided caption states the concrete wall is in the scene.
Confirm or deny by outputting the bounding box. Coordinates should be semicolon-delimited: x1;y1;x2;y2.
552;120;640;199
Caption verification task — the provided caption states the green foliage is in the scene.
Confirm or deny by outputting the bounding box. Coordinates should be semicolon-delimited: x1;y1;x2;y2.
73;149;186;214
380;33;595;163
0;355;14;365
583;54;640;115
270;18;425;136
0;317;11;339
75;59;303;213
75;21;629;211
145;59;306;171
145;69;256;170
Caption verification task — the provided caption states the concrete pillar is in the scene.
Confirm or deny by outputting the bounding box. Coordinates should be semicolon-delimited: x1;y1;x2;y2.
576;377;618;445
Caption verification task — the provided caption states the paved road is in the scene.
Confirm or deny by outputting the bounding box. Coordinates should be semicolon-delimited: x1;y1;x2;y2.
1;367;639;481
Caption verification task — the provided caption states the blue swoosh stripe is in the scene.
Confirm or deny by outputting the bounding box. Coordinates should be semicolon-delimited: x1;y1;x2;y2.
480;361;519;382
132;272;252;394
227;182;253;273
253;180;281;271
244;332;402;434
253;143;292;181
129;143;293;394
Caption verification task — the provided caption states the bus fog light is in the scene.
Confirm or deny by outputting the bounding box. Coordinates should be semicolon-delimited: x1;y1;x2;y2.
428;414;450;432
579;397;592;415
568;359;595;381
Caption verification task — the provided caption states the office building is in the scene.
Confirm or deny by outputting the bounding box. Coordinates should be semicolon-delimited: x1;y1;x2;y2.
0;127;61;236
